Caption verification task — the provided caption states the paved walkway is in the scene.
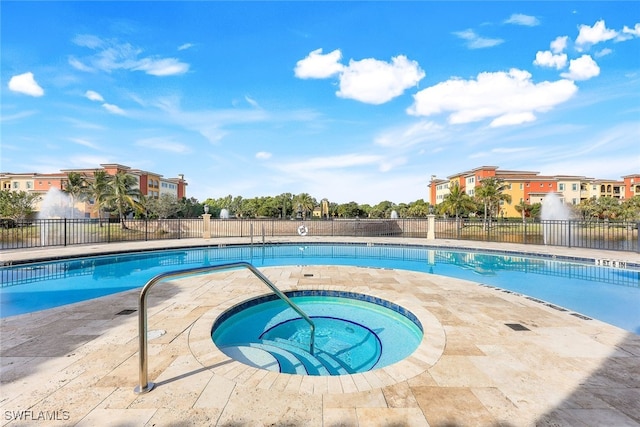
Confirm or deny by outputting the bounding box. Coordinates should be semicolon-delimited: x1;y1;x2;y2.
1;238;639;426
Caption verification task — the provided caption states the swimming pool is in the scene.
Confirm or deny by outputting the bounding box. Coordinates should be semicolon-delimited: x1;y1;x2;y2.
1;244;639;334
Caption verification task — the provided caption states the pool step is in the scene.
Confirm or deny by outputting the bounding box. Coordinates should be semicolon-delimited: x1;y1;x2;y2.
221;340;351;376
259;340;330;375
267;338;351;375
218;345;281;371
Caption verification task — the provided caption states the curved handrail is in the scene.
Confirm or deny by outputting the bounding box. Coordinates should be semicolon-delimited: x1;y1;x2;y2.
134;261;315;394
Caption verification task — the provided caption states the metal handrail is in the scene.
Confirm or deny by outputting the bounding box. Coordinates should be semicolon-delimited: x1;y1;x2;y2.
134;261;315;394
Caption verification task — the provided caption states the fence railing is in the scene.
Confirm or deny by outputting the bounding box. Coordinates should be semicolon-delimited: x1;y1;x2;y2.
435;218;639;252
1;217;638;252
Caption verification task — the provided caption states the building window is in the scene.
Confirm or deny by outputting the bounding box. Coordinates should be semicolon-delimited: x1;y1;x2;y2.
572;183;578;191
572;198;578;205
13;182;19;189
559;184;565;190
519;183;523;190
26;182;32;189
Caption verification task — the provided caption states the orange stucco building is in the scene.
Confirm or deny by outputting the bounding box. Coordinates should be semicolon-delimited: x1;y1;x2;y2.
428;165;637;218
1;164;187;218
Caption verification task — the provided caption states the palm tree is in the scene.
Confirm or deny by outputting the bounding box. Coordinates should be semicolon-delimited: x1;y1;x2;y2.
293;193;315;219
514;200;533;223
440;183;476;229
86;170;112;226
475;177;512;229
105;171;143;229
63;172;87;218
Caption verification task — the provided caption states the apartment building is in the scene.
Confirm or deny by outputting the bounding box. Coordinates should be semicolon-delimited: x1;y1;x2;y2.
428;166;636;218
0;163;187;218
623;174;640;199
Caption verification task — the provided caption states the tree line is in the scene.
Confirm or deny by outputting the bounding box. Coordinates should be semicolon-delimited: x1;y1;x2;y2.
2;174;639;226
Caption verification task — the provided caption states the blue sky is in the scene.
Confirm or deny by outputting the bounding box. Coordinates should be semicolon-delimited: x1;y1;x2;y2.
2;2;639;204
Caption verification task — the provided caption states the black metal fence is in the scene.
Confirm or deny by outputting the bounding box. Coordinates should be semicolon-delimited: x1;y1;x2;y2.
436;218;639;252
1;217;638;252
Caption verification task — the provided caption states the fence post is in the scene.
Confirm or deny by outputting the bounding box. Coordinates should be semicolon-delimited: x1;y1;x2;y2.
202;214;211;239
64;218;68;247
567;220;572;248
427;215;435;240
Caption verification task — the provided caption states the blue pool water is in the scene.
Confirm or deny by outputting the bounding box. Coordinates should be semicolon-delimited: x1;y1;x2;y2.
1;244;638;334
212;291;423;375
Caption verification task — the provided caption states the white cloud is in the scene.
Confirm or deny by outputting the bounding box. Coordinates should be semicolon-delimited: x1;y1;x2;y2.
102;103;126;115
8;72;44;97
73;34;104;49
71;34;189;76
68;155;113;168
379;156;407;172
550;36;569;54
69;138;100;150
245;95;260;109
453;29;504;49
490;112;536;127
294;48;344;79
575;20;618;48
178;43;194;51
285;153;383;172
533;51;567;69
85;90;104;102
0;110;37;122
135;137;190;153
621;23;640;38
256;151;272;160
295;50;424;105
132;57;189;76
561;55;600;81
69;57;95;72
595;48;613;58
407;69;578;127
374;121;445;149
504;14;540;27
337;55;425;104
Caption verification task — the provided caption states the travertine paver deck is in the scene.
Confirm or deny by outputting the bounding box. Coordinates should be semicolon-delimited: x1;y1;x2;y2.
1;238;639;426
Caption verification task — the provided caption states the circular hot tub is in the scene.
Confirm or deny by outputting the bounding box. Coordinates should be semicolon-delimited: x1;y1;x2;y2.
211;290;423;376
